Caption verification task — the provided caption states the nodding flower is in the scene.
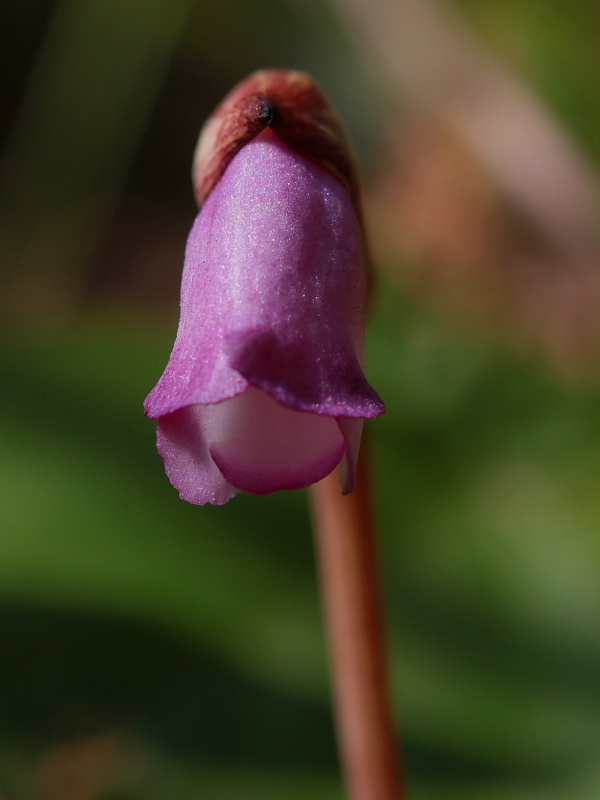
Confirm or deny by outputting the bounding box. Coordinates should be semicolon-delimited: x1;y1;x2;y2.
144;70;385;505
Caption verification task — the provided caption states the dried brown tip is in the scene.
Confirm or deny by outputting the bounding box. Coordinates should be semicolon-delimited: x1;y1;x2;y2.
192;70;362;217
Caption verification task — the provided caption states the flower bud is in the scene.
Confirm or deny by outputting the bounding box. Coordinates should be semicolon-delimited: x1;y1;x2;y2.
145;71;384;505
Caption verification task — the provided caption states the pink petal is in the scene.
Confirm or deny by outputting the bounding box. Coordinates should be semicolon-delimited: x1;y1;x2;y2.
157;408;236;506
336;417;364;494
144;130;384;421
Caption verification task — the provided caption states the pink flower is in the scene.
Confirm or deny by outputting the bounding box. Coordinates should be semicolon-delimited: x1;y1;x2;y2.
144;72;384;505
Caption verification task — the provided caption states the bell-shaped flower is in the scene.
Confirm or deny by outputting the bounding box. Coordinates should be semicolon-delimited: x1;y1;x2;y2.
144;71;385;505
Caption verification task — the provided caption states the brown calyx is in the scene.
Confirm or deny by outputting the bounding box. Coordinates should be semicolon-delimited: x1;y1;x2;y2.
192;70;362;219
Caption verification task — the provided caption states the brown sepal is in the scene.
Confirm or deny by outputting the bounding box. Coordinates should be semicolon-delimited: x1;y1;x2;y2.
192;70;362;219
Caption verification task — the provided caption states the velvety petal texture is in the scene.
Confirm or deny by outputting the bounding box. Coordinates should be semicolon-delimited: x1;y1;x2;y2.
145;129;384;505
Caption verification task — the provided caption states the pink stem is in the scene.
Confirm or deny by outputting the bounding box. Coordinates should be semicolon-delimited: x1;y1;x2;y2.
310;437;406;800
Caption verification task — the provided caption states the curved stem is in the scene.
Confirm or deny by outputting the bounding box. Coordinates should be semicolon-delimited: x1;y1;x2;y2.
310;436;406;800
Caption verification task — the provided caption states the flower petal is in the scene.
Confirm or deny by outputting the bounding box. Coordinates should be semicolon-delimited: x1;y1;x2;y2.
336;417;364;494
157;407;236;505
144;129;384;422
226;328;383;418
208;387;345;494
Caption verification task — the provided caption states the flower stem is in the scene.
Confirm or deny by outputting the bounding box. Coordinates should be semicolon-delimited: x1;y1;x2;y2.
310;436;406;800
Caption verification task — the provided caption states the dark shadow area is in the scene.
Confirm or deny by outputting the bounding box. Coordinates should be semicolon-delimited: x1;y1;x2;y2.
0;601;585;791
0;602;337;771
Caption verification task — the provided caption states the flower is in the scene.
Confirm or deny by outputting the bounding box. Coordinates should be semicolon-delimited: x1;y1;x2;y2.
144;71;385;505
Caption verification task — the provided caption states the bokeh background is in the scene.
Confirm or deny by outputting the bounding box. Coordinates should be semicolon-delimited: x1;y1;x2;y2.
3;0;600;797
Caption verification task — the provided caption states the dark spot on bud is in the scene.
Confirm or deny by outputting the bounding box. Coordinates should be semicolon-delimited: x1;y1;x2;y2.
258;102;277;126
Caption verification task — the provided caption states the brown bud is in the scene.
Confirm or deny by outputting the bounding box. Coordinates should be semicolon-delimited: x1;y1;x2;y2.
192;70;361;217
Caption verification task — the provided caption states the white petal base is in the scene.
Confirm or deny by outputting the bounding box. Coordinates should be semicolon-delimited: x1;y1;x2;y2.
209;387;345;494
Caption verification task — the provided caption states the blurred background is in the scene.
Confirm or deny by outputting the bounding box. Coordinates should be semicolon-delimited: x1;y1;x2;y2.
2;0;600;797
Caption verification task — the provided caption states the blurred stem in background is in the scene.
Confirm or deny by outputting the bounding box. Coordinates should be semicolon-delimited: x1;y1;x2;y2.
311;437;405;800
330;0;599;249
0;0;194;321
330;0;600;374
